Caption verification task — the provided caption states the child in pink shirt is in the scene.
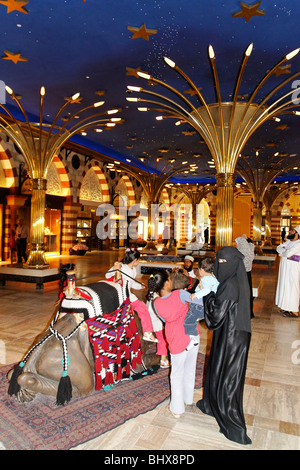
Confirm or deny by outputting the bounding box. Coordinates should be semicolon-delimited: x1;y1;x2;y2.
147;269;203;417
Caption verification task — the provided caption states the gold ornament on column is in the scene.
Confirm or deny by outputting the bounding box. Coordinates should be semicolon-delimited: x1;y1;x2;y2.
126;44;300;248
0;86;122;267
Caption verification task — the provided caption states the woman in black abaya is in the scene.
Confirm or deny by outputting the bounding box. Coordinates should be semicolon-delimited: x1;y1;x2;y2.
196;246;252;445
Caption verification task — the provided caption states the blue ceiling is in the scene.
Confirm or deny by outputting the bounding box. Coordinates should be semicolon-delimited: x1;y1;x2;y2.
0;0;299;183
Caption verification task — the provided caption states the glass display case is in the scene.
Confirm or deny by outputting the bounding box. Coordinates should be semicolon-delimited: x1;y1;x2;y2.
76;218;92;239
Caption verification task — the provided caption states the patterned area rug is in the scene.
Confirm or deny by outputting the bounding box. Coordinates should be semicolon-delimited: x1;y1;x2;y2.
0;353;205;450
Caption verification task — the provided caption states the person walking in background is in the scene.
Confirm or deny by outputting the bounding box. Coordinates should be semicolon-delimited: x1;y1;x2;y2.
275;226;300;318
235;235;255;318
9;224;18;264
16;218;30;263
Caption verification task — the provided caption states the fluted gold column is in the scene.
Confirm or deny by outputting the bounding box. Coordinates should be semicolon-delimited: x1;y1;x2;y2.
253;201;263;243
25;178;49;268
215;173;235;249
264;209;272;240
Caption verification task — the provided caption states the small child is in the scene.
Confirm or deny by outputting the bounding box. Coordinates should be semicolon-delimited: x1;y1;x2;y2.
185;257;219;350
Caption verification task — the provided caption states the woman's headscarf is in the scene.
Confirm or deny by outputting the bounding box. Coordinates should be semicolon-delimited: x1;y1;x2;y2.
214;246;251;333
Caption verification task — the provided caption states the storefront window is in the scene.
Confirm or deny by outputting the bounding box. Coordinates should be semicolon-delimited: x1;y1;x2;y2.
44;208;61;253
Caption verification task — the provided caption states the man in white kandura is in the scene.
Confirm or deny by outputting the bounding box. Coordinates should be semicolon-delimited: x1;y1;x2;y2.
275;226;300;318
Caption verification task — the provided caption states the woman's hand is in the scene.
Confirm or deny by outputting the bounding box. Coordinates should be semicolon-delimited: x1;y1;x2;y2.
113;261;122;270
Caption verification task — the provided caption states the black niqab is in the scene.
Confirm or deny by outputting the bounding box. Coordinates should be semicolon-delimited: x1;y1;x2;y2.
214;246;251;333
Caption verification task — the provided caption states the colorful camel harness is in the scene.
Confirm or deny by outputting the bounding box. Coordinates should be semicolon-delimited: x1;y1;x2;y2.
8;278;143;405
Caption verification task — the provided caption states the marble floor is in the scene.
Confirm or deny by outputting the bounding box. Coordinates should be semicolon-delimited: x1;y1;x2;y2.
0;250;299;451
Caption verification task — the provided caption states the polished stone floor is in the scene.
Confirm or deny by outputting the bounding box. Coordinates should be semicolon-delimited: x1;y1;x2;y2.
0;250;299;450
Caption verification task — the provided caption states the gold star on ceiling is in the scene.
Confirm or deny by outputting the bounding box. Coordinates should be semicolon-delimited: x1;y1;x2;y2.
232;1;265;23
127;23;157;41
182;131;196;136
273;64;291;76
184;87;202;96
0;0;28;14
64;95;83;104
126;66;143;78
2;50;28;64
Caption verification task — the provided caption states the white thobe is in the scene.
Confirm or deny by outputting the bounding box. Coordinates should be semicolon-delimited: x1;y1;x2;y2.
275;239;300;312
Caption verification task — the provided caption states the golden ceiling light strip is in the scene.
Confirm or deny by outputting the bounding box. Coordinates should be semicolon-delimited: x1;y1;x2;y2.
162;56;221;161
227;43;253;163
208;45;226;172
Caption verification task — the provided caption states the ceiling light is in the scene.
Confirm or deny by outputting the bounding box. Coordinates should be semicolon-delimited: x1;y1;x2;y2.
137;71;151;80
71;92;80;101
208;45;215;59
164;57;176;68
126;97;138;102
127;86;141;92
245;43;253;57
93;101;104;107
5;85;13;95
106;123;115;127
156;116;164;120
285;48;300;61
138;107;148;111
107;109;119;114
40;86;45;96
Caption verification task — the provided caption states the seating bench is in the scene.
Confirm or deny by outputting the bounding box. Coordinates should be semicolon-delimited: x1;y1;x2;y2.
253;254;276;268
136;260;183;276
0;266;60;289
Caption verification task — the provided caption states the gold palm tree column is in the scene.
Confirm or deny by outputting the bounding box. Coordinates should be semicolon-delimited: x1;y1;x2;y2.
252;200;263;243
27;177;48;267
111;158;190;249
215;172;235;248
237;152;300;243
127;44;300;250
1;86;121;267
180;183;216;236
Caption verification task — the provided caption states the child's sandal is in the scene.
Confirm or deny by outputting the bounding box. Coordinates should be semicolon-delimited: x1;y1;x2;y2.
160;359;170;368
143;332;159;343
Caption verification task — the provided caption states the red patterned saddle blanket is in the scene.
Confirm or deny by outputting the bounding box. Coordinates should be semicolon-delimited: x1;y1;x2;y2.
86;297;142;390
60;280;142;390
